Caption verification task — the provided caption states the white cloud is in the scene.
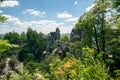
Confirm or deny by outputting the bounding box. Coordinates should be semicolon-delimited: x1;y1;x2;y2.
0;10;3;13
59;26;73;34
65;17;78;22
29;20;72;34
23;9;46;16
57;11;72;19
74;1;78;5
0;0;19;7
86;3;95;11
3;14;21;25
0;14;73;34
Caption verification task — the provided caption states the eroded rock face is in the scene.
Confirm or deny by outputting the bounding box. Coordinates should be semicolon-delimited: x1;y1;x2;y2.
44;27;84;59
2;58;11;76
55;28;60;40
56;41;70;59
70;28;84;42
45;28;60;52
14;63;23;73
0;58;23;78
44;27;71;59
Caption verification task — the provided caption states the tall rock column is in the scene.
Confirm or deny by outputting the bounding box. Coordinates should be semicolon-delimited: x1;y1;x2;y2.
55;28;60;40
45;27;60;53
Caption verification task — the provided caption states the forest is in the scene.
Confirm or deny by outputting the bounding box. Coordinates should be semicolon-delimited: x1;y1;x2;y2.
0;0;120;80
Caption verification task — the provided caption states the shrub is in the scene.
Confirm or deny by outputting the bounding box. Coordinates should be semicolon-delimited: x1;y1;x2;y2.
49;47;111;80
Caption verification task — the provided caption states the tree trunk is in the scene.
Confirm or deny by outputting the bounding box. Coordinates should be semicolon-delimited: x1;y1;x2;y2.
94;26;100;53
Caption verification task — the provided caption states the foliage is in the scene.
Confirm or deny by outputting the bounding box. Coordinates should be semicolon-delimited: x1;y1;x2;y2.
26;28;38;48
0;39;16;53
61;34;70;42
0;0;5;2
4;32;20;44
70;41;82;58
7;69;45;80
0;15;7;23
49;48;111;80
25;61;40;74
73;0;120;76
35;32;46;60
10;69;33;80
20;32;27;43
112;0;120;11
26;28;46;61
40;53;60;75
18;47;34;62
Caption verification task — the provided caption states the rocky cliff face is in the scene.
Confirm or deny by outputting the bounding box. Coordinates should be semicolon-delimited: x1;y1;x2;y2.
56;41;70;59
70;28;84;42
43;28;71;59
43;27;84;59
45;28;60;53
0;58;23;79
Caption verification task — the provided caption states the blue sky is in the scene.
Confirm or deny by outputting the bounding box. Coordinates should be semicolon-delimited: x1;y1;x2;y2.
0;0;94;34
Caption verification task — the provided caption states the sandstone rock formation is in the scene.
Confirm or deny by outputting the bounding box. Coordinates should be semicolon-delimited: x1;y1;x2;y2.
70;28;84;42
56;41;70;59
44;27;84;59
45;28;60;53
0;58;23;79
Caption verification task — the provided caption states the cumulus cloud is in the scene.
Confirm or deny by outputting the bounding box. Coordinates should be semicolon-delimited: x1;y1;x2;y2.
86;3;95;11
23;9;46;16
0;0;19;7
74;1;78;5
3;14;21;24
65;17;78;22
57;11;72;19
0;14;73;34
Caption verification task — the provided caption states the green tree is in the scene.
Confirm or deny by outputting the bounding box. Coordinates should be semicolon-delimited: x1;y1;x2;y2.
4;31;20;44
0;0;7;22
70;41;82;59
73;0;120;77
20;32;27;42
112;0;120;11
0;0;5;2
61;34;70;42
75;0;111;53
35;32;46;60
26;28;46;61
0;15;7;23
0;39;15;53
26;28;38;48
50;48;111;80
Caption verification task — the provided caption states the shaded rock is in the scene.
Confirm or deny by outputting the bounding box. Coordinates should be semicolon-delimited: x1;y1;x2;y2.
55;28;60;40
2;58;11;76
56;41;70;59
45;28;60;52
70;28;84;42
14;63;23;73
0;58;23;78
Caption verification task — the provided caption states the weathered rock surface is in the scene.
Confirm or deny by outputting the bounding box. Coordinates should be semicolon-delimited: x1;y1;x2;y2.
0;58;23;78
45;28;60;52
70;28;84;42
56;41;70;59
43;27;85;59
